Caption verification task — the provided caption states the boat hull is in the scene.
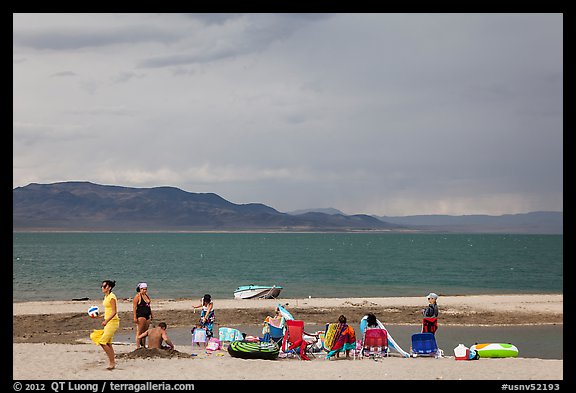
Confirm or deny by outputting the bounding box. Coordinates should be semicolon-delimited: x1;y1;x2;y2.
234;285;282;299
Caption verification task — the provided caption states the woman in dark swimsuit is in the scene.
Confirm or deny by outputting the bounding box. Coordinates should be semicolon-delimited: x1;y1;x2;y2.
133;282;153;348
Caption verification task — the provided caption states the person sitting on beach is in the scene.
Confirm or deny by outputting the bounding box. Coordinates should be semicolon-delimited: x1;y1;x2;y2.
262;307;286;342
264;307;285;328
137;322;174;350
193;294;215;340
326;315;356;359
366;313;378;329
422;292;439;334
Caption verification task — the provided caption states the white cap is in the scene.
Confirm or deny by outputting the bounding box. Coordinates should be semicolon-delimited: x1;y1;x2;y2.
426;292;438;299
138;282;148;289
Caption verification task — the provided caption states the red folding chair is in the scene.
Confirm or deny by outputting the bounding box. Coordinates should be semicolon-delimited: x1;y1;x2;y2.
362;328;388;358
281;320;319;360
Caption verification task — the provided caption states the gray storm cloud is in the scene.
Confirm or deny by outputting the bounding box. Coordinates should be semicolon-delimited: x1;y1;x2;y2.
13;13;563;216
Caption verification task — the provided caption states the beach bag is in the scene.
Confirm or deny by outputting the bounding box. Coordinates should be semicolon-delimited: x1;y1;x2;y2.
468;348;479;360
206;338;221;351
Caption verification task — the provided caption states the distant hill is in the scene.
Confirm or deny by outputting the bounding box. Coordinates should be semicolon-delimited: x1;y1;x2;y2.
12;182;400;232
287;207;346;216
377;212;563;234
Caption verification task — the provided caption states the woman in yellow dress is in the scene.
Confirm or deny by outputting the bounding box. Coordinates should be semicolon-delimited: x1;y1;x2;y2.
90;280;120;370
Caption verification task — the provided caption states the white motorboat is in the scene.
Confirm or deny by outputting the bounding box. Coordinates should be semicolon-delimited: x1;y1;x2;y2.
234;285;283;299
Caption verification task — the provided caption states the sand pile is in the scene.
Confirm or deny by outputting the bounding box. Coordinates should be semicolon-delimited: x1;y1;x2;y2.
118;347;192;359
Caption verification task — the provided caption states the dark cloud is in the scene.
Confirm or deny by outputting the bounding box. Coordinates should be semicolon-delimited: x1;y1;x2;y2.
50;71;77;77
138;49;239;68
12;13;563;215
186;13;332;25
13;26;178;50
184;13;244;25
139;13;334;68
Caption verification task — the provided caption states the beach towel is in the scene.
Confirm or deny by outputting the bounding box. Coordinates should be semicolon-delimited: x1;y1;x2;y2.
324;323;338;350
326;323;356;359
219;327;243;343
199;309;215;338
268;316;285;329
262;316;285;336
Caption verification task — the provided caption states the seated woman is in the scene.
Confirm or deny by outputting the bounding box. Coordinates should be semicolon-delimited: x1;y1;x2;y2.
264;307;285;328
326;315;356;359
365;313;378;330
262;307;286;343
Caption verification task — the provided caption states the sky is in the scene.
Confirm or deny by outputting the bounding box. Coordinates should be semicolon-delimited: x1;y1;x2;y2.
13;13;563;216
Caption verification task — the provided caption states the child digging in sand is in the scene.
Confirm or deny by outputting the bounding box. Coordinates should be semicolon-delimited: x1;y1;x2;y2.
137;322;175;350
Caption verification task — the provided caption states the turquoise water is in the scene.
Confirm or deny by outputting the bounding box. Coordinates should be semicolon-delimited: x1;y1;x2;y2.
12;233;563;302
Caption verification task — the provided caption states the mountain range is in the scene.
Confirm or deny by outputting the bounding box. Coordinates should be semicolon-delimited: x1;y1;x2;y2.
377;212;562;234
12;182;562;233
12;182;399;232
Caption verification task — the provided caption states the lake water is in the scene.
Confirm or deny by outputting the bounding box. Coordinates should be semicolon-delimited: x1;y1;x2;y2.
13;232;563;301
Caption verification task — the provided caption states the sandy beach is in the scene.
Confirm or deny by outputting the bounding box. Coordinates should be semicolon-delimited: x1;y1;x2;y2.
13;294;563;381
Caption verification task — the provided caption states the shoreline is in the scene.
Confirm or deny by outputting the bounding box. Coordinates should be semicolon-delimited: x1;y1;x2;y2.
13;294;563;380
13;293;563;317
13;294;563;345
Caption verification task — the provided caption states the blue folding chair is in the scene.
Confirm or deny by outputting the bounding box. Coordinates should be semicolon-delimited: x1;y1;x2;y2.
268;324;285;345
410;333;439;357
262;321;284;342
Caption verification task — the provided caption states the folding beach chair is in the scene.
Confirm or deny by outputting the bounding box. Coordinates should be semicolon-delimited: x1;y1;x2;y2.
191;326;207;351
267;324;285;345
362;328;389;358
410;333;440;357
262;315;285;345
281;320;319;360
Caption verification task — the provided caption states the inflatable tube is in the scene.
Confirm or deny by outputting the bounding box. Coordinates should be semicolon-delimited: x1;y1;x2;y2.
470;343;518;358
360;315;410;358
227;340;279;360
